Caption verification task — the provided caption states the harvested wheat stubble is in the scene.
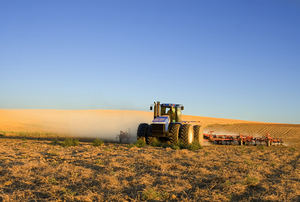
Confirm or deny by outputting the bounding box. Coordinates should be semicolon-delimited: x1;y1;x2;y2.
0;138;299;201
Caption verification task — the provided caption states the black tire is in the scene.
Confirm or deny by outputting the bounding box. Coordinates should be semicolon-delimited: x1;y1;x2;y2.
168;123;180;145
137;123;149;143
193;125;203;145
179;124;194;146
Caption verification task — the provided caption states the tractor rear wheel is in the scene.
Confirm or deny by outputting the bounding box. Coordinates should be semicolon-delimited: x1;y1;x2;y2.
193;125;203;145
168;123;180;145
137;123;149;143
179;124;194;146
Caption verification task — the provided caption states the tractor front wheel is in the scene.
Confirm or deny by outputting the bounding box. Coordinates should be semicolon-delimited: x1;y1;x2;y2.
137;123;149;143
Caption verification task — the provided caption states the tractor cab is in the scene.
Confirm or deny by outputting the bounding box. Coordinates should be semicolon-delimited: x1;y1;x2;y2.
150;102;184;123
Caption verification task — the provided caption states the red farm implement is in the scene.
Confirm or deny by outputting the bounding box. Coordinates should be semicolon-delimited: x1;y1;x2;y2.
203;131;283;146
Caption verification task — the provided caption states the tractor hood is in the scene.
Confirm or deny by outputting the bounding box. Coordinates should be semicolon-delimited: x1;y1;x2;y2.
152;116;169;124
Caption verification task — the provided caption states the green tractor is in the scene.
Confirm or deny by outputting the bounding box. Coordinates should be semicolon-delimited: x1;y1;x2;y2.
137;101;203;146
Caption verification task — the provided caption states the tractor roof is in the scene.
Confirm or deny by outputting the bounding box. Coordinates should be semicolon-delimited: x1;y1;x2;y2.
161;103;183;107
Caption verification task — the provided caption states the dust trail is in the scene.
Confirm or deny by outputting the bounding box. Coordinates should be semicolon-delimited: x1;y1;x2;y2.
62;110;152;141
0;109;152;142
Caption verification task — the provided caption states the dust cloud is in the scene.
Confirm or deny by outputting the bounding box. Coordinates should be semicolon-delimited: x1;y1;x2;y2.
0;109;152;142
61;111;152;142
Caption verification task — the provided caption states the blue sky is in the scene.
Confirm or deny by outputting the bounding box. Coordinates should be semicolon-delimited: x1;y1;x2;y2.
0;0;299;123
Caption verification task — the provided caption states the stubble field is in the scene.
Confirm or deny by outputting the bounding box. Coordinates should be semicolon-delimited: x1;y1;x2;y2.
0;138;299;201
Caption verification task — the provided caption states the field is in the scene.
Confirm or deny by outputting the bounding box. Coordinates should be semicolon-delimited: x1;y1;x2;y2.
0;138;299;201
0;109;299;201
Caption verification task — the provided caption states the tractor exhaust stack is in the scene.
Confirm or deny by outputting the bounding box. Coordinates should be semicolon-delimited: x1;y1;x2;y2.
153;101;161;118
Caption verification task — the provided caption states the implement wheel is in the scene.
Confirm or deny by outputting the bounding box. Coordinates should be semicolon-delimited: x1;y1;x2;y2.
137;123;149;143
169;123;180;145
179;124;194;146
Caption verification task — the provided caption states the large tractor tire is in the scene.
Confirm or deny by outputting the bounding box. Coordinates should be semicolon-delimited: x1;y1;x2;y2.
193;125;203;145
137;123;149;143
168;123;180;145
179;124;194;146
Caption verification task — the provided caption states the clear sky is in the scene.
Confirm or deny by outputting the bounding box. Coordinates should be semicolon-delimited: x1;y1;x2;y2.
0;0;299;123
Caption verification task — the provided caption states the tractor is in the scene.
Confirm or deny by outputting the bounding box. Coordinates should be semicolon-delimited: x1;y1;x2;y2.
137;101;203;146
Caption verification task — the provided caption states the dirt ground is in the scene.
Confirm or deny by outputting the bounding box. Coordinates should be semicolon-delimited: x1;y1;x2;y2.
0;138;299;201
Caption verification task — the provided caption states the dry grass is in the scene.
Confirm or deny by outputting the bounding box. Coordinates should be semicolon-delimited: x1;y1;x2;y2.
0;138;299;201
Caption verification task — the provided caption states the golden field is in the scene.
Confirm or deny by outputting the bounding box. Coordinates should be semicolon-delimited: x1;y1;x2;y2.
0;139;299;201
0;109;299;201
